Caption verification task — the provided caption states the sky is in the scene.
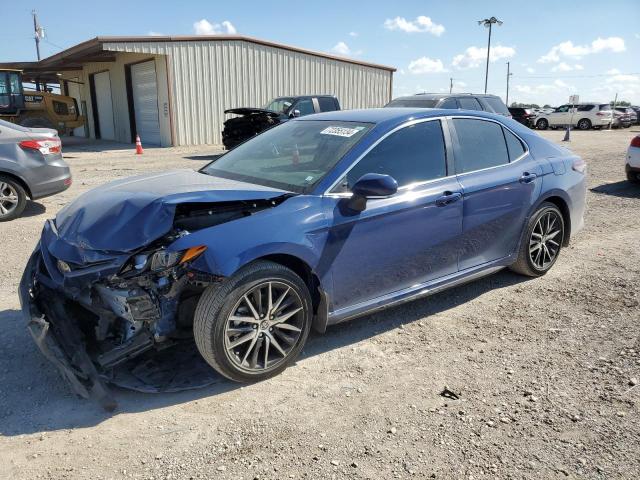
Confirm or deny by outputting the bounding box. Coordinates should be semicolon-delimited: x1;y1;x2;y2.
3;0;640;106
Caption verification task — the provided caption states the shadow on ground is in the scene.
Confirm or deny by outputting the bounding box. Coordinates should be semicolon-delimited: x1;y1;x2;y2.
0;269;527;436
590;180;640;198
21;201;46;218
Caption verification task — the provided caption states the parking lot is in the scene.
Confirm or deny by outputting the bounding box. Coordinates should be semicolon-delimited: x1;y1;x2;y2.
1;129;639;479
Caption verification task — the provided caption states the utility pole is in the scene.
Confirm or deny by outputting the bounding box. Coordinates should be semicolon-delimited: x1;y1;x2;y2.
505;61;513;106
32;10;42;61
478;16;503;94
449;77;453;94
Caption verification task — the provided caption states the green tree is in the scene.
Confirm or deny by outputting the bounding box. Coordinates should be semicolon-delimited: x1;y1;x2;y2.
610;100;631;106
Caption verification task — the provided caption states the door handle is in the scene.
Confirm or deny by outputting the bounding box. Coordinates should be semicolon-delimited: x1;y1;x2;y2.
519;172;538;184
436;191;462;207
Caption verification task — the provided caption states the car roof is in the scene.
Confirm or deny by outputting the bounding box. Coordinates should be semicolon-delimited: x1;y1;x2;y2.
393;93;502;100
274;95;336;100
297;107;510;129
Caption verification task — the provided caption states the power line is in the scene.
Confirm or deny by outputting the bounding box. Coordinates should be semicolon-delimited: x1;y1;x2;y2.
514;72;640;79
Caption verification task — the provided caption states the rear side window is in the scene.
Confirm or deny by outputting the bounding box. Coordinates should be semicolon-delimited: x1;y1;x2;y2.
317;97;338;112
453;118;509;173
577;104;594;112
598;104;611;111
439;97;458;109
458;97;483;111
344;120;447;189
504;128;526;161
482;96;510;115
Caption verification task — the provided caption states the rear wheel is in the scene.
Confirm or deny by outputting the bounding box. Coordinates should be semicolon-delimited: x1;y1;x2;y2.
536;118;549;130
0;176;27;222
577;118;592;130
627;167;640;184
193;261;312;382
510;203;565;277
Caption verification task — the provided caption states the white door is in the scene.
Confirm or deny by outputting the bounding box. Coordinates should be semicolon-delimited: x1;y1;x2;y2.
66;79;85;137
93;71;115;140
131;61;161;145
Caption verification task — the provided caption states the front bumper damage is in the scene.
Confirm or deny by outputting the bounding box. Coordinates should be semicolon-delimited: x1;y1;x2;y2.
19;236;221;411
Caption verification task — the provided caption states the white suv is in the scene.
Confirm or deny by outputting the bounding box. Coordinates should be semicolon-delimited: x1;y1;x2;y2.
535;103;613;130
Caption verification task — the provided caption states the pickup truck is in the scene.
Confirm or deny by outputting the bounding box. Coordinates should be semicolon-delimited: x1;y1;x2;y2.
222;95;340;149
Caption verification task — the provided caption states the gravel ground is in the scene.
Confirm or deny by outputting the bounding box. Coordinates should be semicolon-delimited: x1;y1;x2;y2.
0;129;638;479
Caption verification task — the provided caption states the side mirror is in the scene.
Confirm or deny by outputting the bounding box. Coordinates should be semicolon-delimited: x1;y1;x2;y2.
347;173;398;212
289;109;301;118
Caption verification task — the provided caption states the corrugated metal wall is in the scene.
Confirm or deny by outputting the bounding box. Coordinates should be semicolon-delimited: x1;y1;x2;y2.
103;40;393;146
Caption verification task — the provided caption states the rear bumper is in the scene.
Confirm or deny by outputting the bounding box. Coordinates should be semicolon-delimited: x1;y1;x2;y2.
28;164;72;200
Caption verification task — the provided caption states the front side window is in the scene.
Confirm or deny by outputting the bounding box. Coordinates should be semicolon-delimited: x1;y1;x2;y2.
265;97;294;114
458;97;483;111
556;105;570;113
439;97;458;109
317;97;338;112
202;120;372;193
338;120;447;191
453;118;509;173
293;99;315;116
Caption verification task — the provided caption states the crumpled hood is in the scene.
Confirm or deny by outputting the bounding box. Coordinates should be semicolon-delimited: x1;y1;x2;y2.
54;170;287;253
224;107;281;117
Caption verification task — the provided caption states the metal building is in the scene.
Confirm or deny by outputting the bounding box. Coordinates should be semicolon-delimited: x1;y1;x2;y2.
2;36;395;147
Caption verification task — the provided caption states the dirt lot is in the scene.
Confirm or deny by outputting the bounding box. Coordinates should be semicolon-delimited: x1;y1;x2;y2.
1;130;639;479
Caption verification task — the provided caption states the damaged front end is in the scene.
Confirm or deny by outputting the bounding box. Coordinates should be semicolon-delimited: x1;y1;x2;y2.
221;108;282;150
19;185;290;410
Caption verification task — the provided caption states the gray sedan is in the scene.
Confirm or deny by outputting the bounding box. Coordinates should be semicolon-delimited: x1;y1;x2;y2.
0;119;71;221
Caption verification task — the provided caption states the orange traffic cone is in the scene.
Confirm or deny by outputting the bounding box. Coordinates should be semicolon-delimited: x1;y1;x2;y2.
135;134;144;154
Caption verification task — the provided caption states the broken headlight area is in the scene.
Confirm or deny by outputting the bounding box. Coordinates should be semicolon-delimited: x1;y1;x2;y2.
19;242;221;411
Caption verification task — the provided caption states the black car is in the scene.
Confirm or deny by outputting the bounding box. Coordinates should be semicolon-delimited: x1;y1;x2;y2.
630;106;640;124
508;107;537;127
385;93;512;117
222;95;340;149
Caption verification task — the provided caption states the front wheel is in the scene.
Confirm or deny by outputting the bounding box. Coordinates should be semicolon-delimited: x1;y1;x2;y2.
536;118;549;130
510;202;565;277
193;261;312;382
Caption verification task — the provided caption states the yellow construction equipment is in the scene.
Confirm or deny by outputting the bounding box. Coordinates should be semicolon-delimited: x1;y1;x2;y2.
0;69;84;134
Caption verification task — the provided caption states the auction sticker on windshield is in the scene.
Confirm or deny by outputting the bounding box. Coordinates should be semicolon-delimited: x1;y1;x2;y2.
320;126;366;137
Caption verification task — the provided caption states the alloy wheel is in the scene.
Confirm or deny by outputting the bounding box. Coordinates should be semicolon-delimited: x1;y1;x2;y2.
0;182;19;217
224;280;304;372
529;211;562;270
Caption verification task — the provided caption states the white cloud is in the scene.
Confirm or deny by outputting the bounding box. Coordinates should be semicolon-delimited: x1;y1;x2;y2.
384;16;445;36
574;64;584;70
550;62;584;72
606;68;621;75
538;37;625;63
147;31;164;36
193;19;237;35
452;45;515;69
526;67;535;73
349;31;358;37
606;74;640;84
407;57;447;74
331;41;362;56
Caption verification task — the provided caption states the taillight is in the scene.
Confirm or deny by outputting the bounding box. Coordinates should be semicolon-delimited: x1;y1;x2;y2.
19;139;61;155
572;158;587;173
631;136;640;148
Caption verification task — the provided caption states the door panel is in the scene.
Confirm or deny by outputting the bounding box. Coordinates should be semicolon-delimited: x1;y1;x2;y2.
456;158;542;269
325;177;463;310
131;61;161;146
93;71;115;140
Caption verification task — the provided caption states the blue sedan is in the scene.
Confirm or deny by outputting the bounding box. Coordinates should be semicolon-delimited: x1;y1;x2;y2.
20;108;586;408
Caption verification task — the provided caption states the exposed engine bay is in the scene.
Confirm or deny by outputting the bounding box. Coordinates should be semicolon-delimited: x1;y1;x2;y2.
221;107;281;150
19;193;291;410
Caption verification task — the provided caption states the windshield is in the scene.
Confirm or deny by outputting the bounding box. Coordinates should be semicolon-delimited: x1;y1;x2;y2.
386;98;439;108
202;120;373;193
265;97;295;114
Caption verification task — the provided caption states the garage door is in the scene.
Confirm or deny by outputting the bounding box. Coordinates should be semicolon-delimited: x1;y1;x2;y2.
93;71;115;140
131;61;161;146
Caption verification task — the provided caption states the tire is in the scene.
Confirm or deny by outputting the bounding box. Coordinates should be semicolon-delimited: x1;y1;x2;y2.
509;202;565;277
193;260;312;383
19;117;56;130
577;118;592;130
627;167;640;184
0;175;27;222
536;119;548;130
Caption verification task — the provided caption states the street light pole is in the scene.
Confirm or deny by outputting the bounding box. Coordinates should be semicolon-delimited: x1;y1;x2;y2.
449;77;453;94
478;16;503;94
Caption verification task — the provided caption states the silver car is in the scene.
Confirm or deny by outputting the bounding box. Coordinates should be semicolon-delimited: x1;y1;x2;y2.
0;119;71;221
